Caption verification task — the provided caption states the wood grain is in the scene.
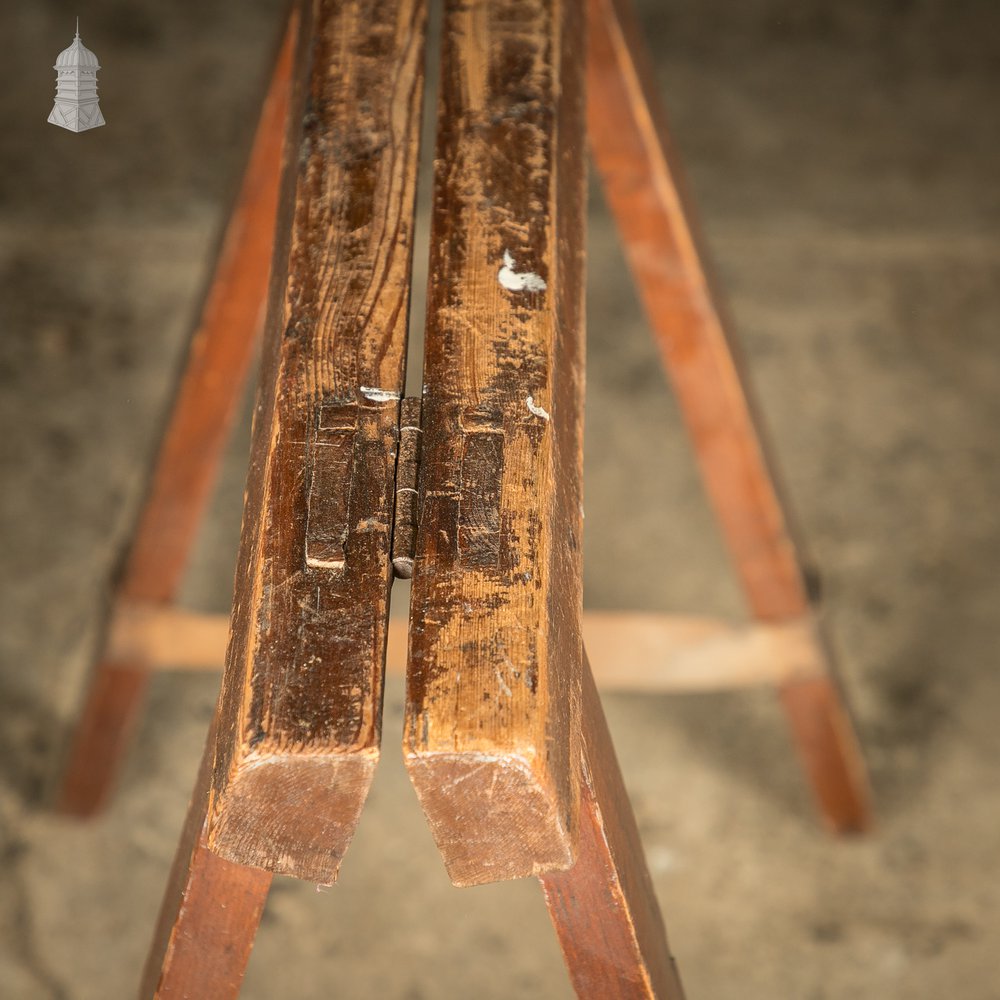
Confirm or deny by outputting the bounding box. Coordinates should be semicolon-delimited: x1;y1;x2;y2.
404;0;588;887
540;658;686;999
56;18;296;817
140;722;271;999
207;0;427;883
586;0;872;832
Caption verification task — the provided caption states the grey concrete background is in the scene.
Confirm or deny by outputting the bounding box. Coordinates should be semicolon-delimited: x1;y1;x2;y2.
1;1;998;997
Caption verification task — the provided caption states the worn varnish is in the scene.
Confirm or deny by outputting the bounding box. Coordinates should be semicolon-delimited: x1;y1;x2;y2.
208;0;426;883
140;722;271;999
586;0;872;832
541;659;686;1000
404;0;588;887
55;19;296;818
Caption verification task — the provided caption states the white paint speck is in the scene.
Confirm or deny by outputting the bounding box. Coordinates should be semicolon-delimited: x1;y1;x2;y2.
360;386;400;403
525;395;550;421
498;249;547;293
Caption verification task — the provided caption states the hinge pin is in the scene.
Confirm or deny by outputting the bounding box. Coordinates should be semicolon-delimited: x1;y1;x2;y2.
392;396;422;578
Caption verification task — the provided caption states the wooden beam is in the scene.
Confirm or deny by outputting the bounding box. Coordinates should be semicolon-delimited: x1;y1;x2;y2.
581;611;825;690
403;0;588;887
587;0;806;620
586;0;872;832
140;722;271;1000
540;659;686;999
108;604;232;671
207;0;427;884
110;602;827;691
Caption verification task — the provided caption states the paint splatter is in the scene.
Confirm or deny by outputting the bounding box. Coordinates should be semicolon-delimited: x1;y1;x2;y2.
498;250;546;293
525;395;550;421
360;386;400;403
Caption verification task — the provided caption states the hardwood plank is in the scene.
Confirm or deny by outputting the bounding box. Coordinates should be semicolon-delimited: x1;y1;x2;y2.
586;0;872;832
404;0;588;887
540;658;686;999
56;18;296;817
140;724;271;999
208;0;427;883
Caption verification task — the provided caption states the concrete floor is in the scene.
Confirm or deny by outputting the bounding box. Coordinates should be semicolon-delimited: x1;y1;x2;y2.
2;1;998;997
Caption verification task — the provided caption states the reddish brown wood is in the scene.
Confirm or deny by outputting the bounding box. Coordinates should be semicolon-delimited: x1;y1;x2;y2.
541;659;685;999
404;0;588;887
56;18;297;817
140;723;271;999
780;672;873;832
55;665;148;816
207;0;427;884
585;0;872;832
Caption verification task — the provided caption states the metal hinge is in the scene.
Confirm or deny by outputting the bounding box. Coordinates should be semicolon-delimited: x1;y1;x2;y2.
391;396;422;578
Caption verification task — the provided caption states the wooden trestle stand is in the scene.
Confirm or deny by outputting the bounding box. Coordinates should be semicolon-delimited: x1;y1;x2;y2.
57;0;872;996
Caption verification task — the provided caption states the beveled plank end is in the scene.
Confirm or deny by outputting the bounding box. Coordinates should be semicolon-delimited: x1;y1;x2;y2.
403;591;583;885
207;748;379;884
405;751;574;887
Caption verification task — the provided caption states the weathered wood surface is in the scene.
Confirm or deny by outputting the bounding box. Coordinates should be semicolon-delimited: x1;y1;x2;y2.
140;723;271;1000
113;602;827;690
404;0;588;886
586;0;872;832
208;0;427;883
56;20;296;817
540;658;686;1000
